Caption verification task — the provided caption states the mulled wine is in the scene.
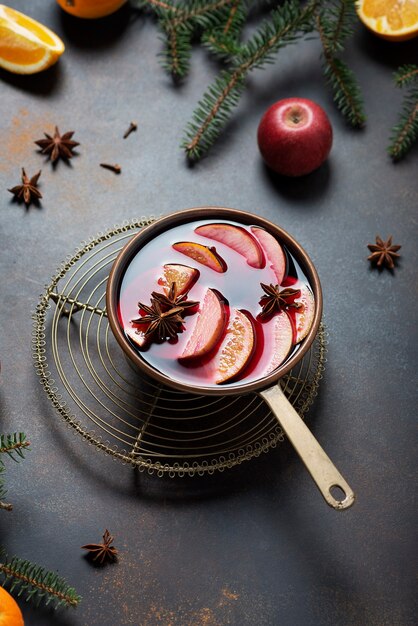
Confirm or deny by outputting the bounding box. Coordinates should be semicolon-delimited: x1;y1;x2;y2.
117;219;315;388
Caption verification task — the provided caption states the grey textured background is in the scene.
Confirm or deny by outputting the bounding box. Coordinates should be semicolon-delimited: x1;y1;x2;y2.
0;2;417;625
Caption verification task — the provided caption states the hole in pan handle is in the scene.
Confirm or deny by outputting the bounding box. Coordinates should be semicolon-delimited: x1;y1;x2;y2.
260;385;355;510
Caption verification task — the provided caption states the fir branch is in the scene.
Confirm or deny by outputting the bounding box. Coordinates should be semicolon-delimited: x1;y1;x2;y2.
160;22;194;78
155;0;241;78
0;433;30;461
321;54;365;126
202;0;247;61
388;64;418;162
320;0;355;53
130;0;180;13
394;64;418;88
169;0;239;27
202;31;243;59
222;0;242;34
0;552;81;609
316;2;365;128
183;0;316;160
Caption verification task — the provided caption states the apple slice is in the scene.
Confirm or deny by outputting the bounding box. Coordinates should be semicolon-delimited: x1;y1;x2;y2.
125;326;147;349
251;226;286;285
289;283;315;343
195;223;264;269
214;309;255;384
262;312;293;376
172;242;226;273
158;263;200;296
180;288;226;359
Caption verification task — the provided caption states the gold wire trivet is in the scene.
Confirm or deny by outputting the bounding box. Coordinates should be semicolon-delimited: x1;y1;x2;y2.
32;218;327;477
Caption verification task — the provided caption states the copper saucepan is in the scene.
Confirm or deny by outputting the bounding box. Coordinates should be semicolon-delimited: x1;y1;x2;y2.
106;207;355;510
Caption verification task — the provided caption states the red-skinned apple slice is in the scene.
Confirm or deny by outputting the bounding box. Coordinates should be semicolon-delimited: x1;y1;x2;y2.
251;226;286;284
195;223;265;269
214;309;255;384
180;288;226;359
158;264;200;295
262;311;293;375
172;242;226;273
288;282;315;343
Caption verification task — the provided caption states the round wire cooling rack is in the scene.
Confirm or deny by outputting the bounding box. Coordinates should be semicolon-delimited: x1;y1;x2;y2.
32;218;327;478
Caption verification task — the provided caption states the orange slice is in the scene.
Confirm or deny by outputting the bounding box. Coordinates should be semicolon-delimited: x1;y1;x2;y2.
157;264;200;296
0;5;64;74
357;0;418;41
0;586;24;626
172;242;227;273
214;309;255;384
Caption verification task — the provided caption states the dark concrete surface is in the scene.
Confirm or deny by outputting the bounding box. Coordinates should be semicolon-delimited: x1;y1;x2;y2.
0;2;417;625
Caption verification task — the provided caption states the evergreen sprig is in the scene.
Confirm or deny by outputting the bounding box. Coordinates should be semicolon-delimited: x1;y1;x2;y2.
202;0;247;61
315;0;365;127
134;0;241;78
0;433;30;461
388;64;418;161
0;550;81;609
182;0;316;160
132;0;180;12
130;0;370;159
0;433;30;512
160;19;194;78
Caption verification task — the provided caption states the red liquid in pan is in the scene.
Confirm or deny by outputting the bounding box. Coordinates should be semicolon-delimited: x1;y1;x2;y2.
117;219;314;388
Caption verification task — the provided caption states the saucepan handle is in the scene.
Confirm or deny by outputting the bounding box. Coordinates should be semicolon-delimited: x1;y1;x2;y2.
259;385;355;510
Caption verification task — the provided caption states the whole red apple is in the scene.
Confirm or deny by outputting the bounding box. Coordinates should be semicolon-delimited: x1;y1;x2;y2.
257;98;333;177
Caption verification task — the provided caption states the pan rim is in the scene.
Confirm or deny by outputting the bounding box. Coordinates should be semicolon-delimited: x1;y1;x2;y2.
106;206;323;396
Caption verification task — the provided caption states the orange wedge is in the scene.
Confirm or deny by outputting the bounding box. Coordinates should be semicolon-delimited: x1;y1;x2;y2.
158;264;200;296
172;242;227;273
214;309;255;384
56;0;127;19
0;4;64;74
357;0;418;41
0;586;24;626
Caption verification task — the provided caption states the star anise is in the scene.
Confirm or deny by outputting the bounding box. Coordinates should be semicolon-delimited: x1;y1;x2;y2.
367;235;401;270
35;126;79;163
132;299;185;341
8;168;42;206
81;529;118;564
259;283;302;319
151;282;199;313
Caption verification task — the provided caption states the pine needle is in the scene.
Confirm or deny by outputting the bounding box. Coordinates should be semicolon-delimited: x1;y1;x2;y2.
182;0;316;160
0;551;81;609
388;64;418;162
